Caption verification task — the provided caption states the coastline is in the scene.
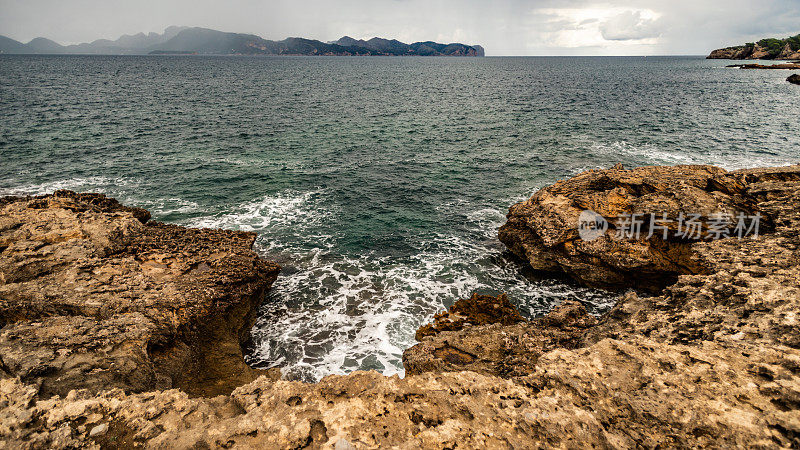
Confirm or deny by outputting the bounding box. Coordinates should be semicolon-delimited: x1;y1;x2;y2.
2;163;800;447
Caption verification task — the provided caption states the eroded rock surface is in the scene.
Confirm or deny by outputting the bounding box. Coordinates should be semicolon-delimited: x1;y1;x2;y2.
708;43;800;60
413;293;524;341
498;164;799;291
4;337;799;448
404;297;595;378
3;165;800;449
0;191;281;398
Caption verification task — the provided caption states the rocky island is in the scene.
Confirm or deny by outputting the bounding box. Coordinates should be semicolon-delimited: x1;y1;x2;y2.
0;27;484;57
2;163;800;448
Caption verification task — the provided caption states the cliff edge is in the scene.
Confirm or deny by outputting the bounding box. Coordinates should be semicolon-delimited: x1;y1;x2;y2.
708;34;800;60
0;191;281;399
706;34;800;60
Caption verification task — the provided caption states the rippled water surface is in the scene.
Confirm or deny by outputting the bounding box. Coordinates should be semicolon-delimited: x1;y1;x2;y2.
1;55;798;380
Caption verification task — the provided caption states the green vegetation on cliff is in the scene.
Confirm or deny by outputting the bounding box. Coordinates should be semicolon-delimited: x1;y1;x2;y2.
708;33;800;60
752;34;800;57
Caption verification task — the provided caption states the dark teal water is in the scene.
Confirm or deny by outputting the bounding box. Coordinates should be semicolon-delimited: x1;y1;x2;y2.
1;55;798;380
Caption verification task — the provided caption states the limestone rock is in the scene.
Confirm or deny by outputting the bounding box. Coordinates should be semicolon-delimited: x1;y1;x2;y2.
707;46;753;59
779;43;800;60
88;423;107;437
413;293;523;341
3;165;800;448
746;44;771;59
708;41;800;61
0;191;281;398
3;335;799;448
404;298;596;377
498;164;799;291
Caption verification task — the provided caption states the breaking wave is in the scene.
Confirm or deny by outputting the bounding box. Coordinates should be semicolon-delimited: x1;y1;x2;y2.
586;141;796;172
187;190;616;382
0;177;200;218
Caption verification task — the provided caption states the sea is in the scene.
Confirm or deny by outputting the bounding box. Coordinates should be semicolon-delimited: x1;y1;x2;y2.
1;55;798;381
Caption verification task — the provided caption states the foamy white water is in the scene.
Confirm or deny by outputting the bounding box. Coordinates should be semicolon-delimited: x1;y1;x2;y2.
180;189;616;381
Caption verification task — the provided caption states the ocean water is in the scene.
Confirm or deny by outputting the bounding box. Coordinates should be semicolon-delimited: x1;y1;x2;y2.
1;55;798;381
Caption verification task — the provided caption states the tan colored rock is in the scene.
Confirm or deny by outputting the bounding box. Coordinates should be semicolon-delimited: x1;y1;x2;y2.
0;190;281;398
413;293;523;341
707;46;753;59
498;164;799;291
778;43;800;60
746;44;771;59
3;335;799;448
404;298;595;377
708;42;800;61
586;216;800;351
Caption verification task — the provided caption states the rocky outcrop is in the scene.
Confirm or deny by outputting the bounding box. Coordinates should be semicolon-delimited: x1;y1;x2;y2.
708;35;800;60
413;293;523;341
728;63;800;69
0;191;281;398
707;44;795;60
497;164;800;291
6;268;800;449
3;165;800;448
779;43;800;60
746;44;772;59
406;162;800;445
404;297;595;377
789;74;800;85
708;46;754;59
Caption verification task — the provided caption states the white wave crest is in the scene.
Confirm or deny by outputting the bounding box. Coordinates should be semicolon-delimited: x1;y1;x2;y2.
0;176;202;218
187;190;328;232
242;196;615;382
0;176;128;196
588;141;796;171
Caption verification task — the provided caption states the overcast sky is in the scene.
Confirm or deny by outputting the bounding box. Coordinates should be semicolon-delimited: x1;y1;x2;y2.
1;0;798;55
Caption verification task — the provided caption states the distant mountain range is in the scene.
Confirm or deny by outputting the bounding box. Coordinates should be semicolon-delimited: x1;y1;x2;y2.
0;26;484;57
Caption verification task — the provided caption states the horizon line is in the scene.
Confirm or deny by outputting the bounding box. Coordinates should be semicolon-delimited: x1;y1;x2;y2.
0;52;710;57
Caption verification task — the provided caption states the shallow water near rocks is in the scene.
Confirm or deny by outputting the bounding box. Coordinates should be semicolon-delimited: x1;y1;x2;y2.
1;55;798;381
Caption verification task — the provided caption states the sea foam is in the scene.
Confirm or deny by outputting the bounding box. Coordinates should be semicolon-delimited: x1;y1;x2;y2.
194;190;617;382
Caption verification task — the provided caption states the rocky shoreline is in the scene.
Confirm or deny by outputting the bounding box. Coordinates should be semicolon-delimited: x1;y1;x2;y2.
2;164;800;448
726;63;800;70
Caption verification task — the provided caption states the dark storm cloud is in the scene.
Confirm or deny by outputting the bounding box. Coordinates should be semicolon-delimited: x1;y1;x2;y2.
0;0;798;55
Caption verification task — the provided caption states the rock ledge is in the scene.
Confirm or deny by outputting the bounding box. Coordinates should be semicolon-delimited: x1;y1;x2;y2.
0;190;281;399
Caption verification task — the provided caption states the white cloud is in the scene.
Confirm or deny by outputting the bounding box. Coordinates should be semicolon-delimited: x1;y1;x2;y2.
599;10;663;41
520;6;663;52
